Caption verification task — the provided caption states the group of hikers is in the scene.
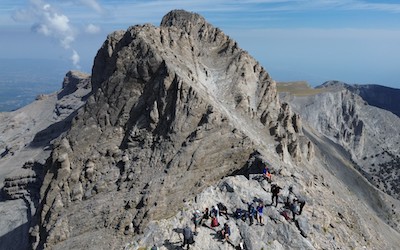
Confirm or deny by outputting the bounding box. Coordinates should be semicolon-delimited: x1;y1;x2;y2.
180;162;307;249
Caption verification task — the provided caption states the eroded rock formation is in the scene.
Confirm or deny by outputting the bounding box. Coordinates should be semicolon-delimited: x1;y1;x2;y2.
32;10;310;249
280;81;400;199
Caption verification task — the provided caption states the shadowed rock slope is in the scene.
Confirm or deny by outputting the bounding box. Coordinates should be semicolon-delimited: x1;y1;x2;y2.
320;80;400;118
31;10;311;249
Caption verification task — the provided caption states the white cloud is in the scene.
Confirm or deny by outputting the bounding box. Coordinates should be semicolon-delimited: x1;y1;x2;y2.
14;0;76;49
13;0;80;65
71;49;80;68
85;23;100;34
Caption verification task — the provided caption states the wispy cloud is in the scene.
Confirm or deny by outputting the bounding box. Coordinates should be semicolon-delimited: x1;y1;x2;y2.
11;0;104;68
85;23;100;34
78;0;103;13
7;0;400;76
71;49;80;68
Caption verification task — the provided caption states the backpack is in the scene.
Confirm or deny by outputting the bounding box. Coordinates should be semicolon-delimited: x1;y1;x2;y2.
271;184;276;192
280;210;290;221
234;208;243;219
211;217;219;227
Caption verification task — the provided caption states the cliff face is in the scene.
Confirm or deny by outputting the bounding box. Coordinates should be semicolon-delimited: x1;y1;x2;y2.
345;83;400;118
281;82;400;199
32;10;309;249
0;71;91;250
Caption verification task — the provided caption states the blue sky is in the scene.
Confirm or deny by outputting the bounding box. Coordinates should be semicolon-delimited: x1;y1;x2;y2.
1;0;400;88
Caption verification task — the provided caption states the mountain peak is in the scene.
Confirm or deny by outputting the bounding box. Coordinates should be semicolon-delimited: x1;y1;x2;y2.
160;9;206;28
4;9;397;250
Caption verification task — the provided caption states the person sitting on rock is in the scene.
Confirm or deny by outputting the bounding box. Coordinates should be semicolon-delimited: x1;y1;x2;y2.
263;164;272;182
220;223;231;241
217;202;229;220
271;184;282;207
256;202;265;226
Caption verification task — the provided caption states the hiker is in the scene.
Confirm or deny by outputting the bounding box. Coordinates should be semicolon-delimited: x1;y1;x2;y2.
256;202;265;226
217;202;229;220
219;223;231;241
289;199;300;221
200;207;210;225
297;197;306;215
211;205;219;220
271;184;282;207
211;215;220;228
288;186;306;215
263;165;272;182
247;202;256;225
182;224;195;249
193;210;202;234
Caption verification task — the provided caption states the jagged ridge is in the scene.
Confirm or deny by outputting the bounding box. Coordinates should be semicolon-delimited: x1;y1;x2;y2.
32;10;310;249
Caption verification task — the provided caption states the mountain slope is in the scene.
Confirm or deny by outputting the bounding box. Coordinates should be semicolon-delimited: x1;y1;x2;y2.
2;10;399;250
319;81;400;118
0;71;91;250
280;81;400;200
31;10;310;249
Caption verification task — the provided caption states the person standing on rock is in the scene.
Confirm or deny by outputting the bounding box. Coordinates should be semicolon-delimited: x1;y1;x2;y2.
193;210;202;235
289;200;300;221
256;202;265;226
271;184;282;207
247;202;256;225
200;207;210;225
288;186;306;215
182;224;194;249
211;205;219;220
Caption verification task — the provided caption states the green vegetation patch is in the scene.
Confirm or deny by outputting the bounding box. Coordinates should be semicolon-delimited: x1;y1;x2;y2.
277;81;328;96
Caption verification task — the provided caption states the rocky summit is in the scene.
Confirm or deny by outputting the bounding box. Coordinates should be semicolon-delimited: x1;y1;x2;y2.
1;10;400;250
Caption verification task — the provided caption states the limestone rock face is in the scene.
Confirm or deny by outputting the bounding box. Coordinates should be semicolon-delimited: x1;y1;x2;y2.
32;10;310;249
281;82;400;199
0;70;91;250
